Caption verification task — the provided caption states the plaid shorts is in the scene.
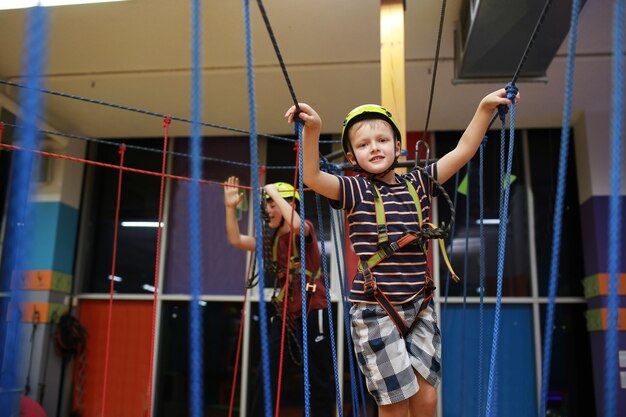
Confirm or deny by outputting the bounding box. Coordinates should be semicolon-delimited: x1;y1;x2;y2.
350;298;442;405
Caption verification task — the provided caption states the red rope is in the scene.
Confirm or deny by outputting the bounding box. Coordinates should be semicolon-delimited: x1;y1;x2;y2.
0;122;4;144
274;142;301;417
228;247;256;417
100;144;126;417
0;142;299;194
146;116;171;416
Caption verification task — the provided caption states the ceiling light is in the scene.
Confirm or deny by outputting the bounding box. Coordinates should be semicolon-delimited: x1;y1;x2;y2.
0;0;128;10
121;221;163;228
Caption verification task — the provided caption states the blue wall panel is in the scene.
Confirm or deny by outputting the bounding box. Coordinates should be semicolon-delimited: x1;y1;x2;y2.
441;304;536;417
31;202;78;273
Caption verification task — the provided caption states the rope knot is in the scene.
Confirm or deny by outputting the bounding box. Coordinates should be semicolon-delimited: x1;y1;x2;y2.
505;82;519;102
293;141;299;153
320;159;341;175
163;115;171;128
118;143;126;155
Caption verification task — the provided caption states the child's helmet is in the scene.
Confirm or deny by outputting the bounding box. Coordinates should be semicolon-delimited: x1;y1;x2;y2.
265;182;301;202
340;104;402;157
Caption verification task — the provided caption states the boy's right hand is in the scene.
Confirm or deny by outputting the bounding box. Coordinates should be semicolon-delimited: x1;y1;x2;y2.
285;103;322;131
224;176;243;208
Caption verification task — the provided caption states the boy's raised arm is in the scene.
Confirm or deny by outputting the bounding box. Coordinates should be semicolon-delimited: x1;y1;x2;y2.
285;103;341;201
224;176;256;251
437;88;520;184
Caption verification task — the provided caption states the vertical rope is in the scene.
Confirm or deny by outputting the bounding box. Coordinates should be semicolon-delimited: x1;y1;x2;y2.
315;194;343;417
146;116;171;416
329;208;361;417
442;171;460;321
188;1;204;416
485;85;518;417
477;138;487;416
101;144;126;417
228;252;257;417
0;7;48;413
243;1;272;416
296;121;312;417
460;161;471;414
274;150;300;417
539;1;580;415
605;1;624;416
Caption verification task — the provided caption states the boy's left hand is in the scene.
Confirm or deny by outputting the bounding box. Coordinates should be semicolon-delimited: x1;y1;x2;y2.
480;88;520;112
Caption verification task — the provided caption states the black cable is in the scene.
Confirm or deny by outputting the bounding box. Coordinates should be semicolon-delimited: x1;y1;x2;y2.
421;0;448;138
255;0;301;113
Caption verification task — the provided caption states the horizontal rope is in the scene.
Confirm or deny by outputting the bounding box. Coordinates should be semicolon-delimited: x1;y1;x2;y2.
2;122;296;170
0;142;319;193
0;79;339;144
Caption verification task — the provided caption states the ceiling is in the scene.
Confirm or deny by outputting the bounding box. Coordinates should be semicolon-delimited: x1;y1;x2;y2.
0;0;616;142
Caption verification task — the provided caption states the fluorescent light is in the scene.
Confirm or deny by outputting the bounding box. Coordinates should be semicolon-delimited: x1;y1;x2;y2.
142;284;155;293
0;0;128;10
475;219;500;225
121;221;163;228
107;275;123;282
198;300;207;307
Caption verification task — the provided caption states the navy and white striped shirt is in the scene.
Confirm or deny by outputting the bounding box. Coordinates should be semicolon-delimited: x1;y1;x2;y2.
330;164;437;304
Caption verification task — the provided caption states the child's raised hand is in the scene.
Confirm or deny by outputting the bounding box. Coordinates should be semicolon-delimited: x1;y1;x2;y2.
264;183;278;197
224;176;243;208
480;88;521;112
285;103;322;130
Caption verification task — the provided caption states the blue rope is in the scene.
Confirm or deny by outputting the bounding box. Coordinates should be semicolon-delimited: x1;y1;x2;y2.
485;83;518;417
243;1;272;416
442;171;460;322
295;122;312;417
314;194;343;416
460;161;471;415
606;1;624;416
329;208;362;417
539;1;580;415
0;6;48;414
188;1;204;415
477;137;487;417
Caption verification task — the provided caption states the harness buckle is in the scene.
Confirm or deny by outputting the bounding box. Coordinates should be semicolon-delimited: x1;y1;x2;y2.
424;279;436;295
306;282;317;293
363;278;377;298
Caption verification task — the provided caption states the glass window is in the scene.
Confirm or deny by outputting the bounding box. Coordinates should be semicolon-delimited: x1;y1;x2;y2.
78;138;164;293
155;301;245;416
528;128;585;297
0;108;17;289
436;130;531;297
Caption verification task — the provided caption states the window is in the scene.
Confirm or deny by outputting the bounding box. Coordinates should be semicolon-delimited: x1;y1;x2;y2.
436;129;531;297
77;138;164;293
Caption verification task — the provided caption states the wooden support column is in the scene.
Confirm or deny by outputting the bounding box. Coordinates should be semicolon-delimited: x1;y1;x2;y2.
380;0;406;168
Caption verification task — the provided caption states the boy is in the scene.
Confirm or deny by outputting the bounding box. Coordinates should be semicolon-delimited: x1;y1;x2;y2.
223;177;335;417
284;88;519;417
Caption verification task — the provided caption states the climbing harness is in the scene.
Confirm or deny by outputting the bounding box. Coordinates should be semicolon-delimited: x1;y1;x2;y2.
270;230;322;318
358;173;459;337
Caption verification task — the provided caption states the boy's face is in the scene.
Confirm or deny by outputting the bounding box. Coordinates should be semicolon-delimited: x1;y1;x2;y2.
346;119;400;174
265;199;283;228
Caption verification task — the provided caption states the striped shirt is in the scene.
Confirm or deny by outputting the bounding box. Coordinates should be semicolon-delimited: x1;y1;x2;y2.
330;165;437;304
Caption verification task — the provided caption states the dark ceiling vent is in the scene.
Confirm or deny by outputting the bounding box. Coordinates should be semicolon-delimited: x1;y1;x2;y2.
454;0;586;83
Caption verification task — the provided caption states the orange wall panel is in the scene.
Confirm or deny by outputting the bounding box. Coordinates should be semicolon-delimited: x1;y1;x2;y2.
74;300;154;417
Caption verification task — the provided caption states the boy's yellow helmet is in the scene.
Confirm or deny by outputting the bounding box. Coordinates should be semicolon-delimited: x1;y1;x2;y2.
265;182;300;202
340;104;402;156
